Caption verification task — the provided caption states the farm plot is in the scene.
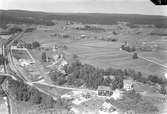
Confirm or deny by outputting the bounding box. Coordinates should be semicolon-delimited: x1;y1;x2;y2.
139;51;167;64
21;28;166;78
12;50;31;60
64;39;166;78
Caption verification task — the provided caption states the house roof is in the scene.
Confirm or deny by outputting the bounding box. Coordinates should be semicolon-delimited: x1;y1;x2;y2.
103;75;115;80
123;79;133;85
102;102;112;109
98;86;111;91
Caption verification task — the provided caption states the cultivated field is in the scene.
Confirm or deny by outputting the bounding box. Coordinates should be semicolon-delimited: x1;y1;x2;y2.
12;50;30;60
20;24;167;78
64;39;166;78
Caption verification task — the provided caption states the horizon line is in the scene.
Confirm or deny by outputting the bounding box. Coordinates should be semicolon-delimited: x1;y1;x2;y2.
1;9;167;17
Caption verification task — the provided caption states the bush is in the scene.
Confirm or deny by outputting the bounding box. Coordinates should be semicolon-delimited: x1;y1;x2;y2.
49;71;65;82
132;53;138;59
72;54;79;60
25;28;35;32
121;45;136;52
62;34;70;38
160;84;167;95
25;43;33;49
148;75;164;84
8;27;22;34
42;52;47;62
32;41;40;48
0;55;8;65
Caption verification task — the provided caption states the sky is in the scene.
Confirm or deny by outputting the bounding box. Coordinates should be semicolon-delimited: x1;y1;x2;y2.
0;0;167;16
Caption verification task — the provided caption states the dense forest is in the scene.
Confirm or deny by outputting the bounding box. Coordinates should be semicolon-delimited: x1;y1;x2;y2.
1;10;167;28
0;10;54;28
49;60;167;91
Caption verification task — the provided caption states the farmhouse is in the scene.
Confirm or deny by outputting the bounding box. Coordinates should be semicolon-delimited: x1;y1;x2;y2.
40;44;52;51
98;86;112;96
103;75;115;80
123;79;134;91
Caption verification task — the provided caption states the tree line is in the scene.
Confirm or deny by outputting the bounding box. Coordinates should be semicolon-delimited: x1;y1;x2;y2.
0;14;54;29
16;41;40;49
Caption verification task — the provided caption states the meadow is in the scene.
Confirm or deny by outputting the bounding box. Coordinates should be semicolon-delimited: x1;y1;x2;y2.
64;39;166;77
20;24;167;78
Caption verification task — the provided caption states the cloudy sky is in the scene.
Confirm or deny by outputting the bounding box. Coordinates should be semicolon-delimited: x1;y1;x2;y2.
1;0;167;16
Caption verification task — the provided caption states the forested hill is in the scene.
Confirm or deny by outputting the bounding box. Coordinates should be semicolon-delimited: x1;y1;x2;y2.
0;10;55;28
1;10;167;28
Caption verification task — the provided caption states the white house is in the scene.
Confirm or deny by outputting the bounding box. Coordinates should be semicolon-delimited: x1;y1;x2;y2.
123;79;134;91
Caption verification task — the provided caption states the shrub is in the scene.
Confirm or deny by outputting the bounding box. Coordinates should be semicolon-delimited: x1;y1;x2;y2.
132;53;138;59
32;41;40;48
0;55;8;65
41;52;47;62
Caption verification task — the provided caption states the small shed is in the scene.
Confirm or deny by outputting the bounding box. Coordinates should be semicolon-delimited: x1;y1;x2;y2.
98;86;112;96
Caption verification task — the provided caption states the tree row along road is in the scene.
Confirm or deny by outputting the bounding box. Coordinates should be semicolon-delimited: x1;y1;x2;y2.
33;82;97;93
138;55;167;69
125;51;167;69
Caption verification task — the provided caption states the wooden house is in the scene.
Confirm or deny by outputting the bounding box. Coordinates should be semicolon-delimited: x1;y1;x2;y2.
98;86;112;96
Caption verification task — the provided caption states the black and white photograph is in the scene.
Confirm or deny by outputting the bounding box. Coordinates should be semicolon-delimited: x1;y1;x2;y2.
0;0;167;114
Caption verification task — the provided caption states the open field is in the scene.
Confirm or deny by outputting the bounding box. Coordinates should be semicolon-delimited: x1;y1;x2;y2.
65;39;166;77
12;50;31;60
20;24;167;78
139;51;167;64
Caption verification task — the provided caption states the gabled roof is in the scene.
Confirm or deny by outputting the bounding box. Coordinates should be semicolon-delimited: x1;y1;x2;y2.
123;79;134;85
98;86;111;91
